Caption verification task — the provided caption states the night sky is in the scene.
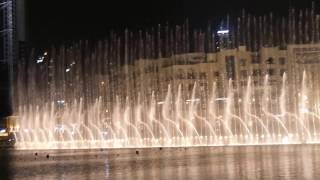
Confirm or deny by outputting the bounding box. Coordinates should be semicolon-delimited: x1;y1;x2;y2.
27;0;317;47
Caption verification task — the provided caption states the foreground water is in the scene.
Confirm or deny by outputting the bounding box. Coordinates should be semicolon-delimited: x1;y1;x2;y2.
1;145;320;180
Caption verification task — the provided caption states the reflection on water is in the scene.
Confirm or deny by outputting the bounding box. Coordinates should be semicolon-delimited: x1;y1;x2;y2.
0;149;13;180
2;145;320;180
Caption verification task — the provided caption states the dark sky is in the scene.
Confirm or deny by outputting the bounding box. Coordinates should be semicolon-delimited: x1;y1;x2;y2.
27;0;317;46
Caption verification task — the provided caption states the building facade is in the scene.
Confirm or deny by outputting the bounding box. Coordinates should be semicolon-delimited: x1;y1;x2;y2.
116;43;320;106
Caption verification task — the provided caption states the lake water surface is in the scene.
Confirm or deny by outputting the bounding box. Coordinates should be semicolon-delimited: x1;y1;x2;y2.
1;145;320;180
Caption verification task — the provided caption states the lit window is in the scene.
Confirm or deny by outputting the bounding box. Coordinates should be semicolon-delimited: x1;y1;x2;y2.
200;72;207;79
188;72;196;79
240;59;246;66
251;54;261;64
240;70;248;77
252;69;261;76
279;57;286;65
280;69;286;76
214;71;220;77
267;69;275;76
176;73;184;79
266;57;274;64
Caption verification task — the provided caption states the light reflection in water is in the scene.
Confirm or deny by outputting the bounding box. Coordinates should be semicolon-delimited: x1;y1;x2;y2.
5;145;320;179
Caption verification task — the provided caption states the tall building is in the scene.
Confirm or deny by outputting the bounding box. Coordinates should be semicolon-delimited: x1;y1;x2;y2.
0;0;26;117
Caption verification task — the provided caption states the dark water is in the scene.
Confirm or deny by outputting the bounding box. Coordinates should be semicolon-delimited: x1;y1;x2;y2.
1;145;320;180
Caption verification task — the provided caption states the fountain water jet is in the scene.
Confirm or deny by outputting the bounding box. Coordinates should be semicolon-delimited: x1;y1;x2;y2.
13;4;320;149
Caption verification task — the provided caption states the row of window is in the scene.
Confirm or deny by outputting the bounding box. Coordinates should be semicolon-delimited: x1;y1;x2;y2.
178;68;285;80
175;72;220;80
240;79;279;86
240;69;286;77
171;68;286;81
239;56;286;66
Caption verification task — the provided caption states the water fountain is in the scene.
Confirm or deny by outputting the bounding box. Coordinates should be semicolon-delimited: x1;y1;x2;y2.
13;3;320;149
13;70;320;149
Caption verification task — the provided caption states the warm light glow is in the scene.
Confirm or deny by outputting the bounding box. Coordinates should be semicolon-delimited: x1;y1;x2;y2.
0;133;9;137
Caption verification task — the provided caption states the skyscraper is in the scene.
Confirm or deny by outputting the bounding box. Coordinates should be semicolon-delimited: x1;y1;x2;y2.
0;0;26;117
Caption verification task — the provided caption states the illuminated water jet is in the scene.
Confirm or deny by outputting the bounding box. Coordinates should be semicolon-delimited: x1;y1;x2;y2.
13;5;320;149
